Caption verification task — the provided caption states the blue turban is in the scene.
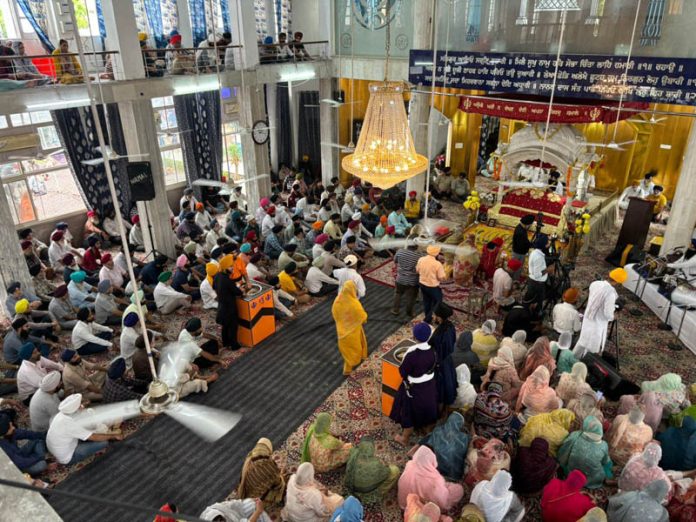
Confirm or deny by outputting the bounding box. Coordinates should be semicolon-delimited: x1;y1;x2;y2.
61;349;76;362
107;357;126;380
70;271;86;283
17;342;35;362
413;322;432;342
123;312;139;327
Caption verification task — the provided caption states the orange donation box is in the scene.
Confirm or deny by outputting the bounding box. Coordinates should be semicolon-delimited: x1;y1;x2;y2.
380;339;416;416
236;281;275;347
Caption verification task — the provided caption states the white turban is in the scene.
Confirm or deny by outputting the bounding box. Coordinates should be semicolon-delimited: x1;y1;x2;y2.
351;212;361;221
39;371;61;392
59;393;82;414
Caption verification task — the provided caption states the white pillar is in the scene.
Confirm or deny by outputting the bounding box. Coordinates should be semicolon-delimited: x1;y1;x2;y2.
239;86;271;213
119;99;178;258
0;189;34;299
661;124;696;254
230;0;260;68
266;83;279;172
517;0;529;25
406;0;435;198
101;0;145;80
175;0;194;48
319;77;338;185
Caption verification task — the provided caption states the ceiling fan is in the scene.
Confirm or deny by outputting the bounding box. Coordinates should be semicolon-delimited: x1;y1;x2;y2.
368;220;476;257
73;342;241;441
156;129;193;137
8;148;65;161
80;146;149;167
582;139;635;152
320;141;355;153
627;114;666;125
193;173;270;195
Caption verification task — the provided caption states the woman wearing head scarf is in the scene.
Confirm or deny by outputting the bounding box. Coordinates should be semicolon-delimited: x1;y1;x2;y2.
567;390;605;432
282;462;344;522
214;254;244;350
343;438;398;502
510;437;557;495
541;470;596;522
331;281;367;376
101;357;143;403
430;303;457;407
465;437;511;486
404;494;449;522
237;438;285;505
397;446;464;511
550;332;578;374
519;336;556;380
390;322;439;445
329;496;362;522
619;442;671;496
556;362;593;404
452;330;486;387
516;366;561;417
667;479;696;521
453;234;480;286
301;413;352;473
656;416;696;471
641;373;690;415
607;406;654;467
200;498;271;522
420;412;469;480
578;508;608;522
472;319;499;367
481;346;522;404
606;479;670;522
499;330;528;371
452;364;477;412
519;409;574;456
557;416;613;488
473;382;517;443
470;470;525;522
479;238;504;280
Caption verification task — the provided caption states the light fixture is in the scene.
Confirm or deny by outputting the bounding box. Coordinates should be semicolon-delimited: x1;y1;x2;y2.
534;0;581;11
660;144;672;150
278;70;316;82
341;82;428;189
26;98;91;109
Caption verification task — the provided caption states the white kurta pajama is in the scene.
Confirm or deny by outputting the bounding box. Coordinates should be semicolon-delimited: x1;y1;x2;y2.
154;283;190;314
574;280;618;357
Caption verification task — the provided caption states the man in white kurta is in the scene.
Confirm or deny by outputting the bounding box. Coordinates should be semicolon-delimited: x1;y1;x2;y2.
573;268;626;358
154;271;191;314
17;348;63;401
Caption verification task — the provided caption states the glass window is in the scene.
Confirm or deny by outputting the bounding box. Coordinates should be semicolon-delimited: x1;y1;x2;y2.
0;162;22;179
30;111;52;124
10;113;31;127
0;115;8;129
222;120;244;182
21;152;68;173
37;126;61;150
29;169;85;221
73;0;100;37
4;180;35;224
0;0;19;40
153;96;187;186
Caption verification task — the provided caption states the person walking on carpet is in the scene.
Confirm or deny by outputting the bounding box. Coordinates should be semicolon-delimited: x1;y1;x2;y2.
331;280;368;376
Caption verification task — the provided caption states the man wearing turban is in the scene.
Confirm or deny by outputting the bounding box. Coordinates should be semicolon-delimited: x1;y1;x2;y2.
552;287;582;336
29;371;62;431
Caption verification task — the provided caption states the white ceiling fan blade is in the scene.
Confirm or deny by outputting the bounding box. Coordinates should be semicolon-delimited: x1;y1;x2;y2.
158;342;199;389
73;400;141;429
164;402;241;442
368;237;413;251
81;157;105;166
616;140;637;146
192;179;228;188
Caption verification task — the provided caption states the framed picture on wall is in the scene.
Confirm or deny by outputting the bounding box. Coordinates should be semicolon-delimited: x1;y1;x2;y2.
352;119;363;144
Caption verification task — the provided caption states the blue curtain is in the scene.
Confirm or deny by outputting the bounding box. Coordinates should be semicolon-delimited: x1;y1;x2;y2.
95;0;107;39
220;0;231;33
16;0;54;52
143;0;166;48
51;104;132;217
173;91;222;200
189;0;208;46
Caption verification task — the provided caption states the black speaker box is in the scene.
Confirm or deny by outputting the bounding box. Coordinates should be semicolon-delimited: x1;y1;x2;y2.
128;162;155;202
581;353;640;401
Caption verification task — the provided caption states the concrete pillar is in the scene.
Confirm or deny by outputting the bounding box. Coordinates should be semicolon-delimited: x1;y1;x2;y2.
239;85;272;213
101;0;145;80
266;83;279;173
0;187;34;299
118;99;178;258
661;124;696;254
319;77;338;185
405;0;435;198
230;0;260;68
175;0;194;48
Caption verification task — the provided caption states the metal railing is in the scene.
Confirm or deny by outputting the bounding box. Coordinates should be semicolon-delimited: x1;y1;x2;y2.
257;40;329;64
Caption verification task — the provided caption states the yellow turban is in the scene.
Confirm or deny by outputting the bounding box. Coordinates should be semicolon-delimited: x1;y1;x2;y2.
206;262;219;286
609;267;628;284
218;254;235;273
426;245;441;256
138;32;148;42
14;298;29;314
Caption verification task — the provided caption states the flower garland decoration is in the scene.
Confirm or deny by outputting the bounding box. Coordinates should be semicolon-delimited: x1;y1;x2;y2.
574;212;591;235
463;190;481;212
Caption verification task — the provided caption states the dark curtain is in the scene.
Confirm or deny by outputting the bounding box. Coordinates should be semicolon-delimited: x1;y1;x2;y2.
275;82;292;168
52;104;132;216
173;91;222;201
297;90;321;178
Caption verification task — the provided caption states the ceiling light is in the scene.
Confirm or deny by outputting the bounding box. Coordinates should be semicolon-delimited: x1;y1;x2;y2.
534;0;581;11
279;70;316;82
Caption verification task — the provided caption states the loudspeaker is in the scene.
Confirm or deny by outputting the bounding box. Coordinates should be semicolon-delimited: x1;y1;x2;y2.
127;162;155;202
582;353;640;401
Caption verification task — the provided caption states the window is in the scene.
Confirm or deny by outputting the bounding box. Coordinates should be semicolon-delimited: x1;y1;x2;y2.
221;120;244;183
152;96;187;185
73;0;100;37
0;0;19;40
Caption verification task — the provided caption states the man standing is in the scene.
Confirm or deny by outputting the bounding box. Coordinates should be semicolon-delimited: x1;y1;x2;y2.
511;214;534;279
525;235;552;311
392;242;423;317
573;268;626;358
416;245;446;323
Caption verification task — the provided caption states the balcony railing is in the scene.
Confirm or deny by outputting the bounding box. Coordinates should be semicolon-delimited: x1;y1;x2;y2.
257;40;330;64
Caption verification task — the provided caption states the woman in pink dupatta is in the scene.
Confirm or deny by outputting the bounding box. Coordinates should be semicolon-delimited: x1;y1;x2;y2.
481;346;522;404
515;366;561;415
619;442;672;499
618;392;663;433
398;446;464;511
404;493;453;522
519;337;556;381
606;406;654;467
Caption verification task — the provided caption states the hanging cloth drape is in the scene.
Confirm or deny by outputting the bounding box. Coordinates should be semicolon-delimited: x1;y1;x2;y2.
95;0;107;39
275;82;293;168
189;0;208;46
16;0;54;52
220;0;231;33
297;90;321;179
173;91;222;200
51;104;132;216
143;0;166;48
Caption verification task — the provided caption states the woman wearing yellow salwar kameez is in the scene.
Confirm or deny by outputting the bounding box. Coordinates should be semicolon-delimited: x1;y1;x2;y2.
332;280;367;376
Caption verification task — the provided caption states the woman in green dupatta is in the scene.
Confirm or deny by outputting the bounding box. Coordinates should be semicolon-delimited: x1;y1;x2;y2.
557;415;613;489
344;438;399;502
301;412;353;473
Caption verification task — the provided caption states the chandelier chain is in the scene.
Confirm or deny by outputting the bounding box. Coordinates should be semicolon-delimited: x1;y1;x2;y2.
384;0;391;81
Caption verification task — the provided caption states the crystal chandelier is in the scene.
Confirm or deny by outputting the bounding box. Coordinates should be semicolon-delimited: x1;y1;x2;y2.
535;0;581;10
341;82;428;189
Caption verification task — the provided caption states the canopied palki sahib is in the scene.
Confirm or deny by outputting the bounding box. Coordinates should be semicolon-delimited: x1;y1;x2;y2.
4;0;696;521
